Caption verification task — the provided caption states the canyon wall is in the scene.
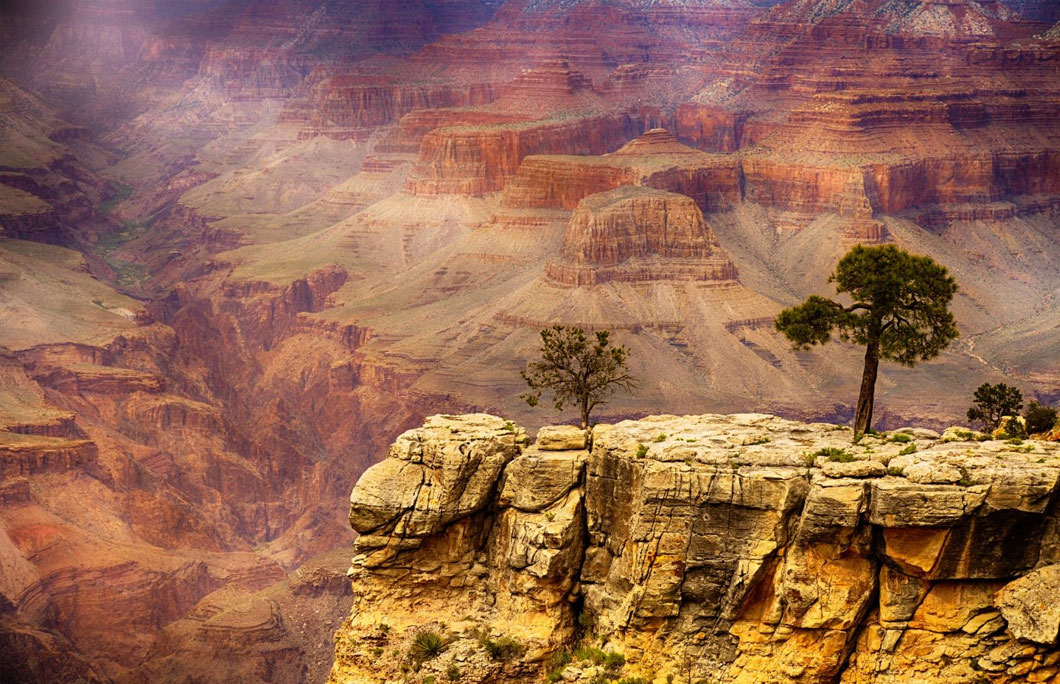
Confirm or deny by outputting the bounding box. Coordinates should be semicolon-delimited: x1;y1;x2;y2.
329;413;1060;684
0;252;470;682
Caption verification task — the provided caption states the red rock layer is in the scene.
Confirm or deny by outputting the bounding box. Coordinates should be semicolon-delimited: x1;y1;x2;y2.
377;109;531;153
196;0;505;101
501;129;743;213
281;75;497;140
675;103;755;153
0;594;109;684
414;0;758;82
406;113;646;196
0;438;98;478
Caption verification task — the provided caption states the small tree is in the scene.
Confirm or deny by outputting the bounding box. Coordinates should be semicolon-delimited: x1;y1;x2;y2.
521;325;636;429
967;383;1023;431
775;244;958;438
1024;400;1058;435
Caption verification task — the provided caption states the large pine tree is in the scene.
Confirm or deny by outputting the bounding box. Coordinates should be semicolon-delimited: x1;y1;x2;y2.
775;245;959;437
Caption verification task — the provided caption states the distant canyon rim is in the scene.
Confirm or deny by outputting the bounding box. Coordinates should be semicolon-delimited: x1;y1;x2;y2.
0;0;1059;682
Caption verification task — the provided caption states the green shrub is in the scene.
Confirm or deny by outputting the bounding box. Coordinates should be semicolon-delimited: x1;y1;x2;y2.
545;650;572;682
886;466;905;476
604;651;626;670
409;631;446;662
654;434;667;443
481;635;525;661
968;383;1023;431
815;447;853;462
446;664;461;681
635;443;648;458
547;651;573;670
1024;401;1058;435
575;646;607;664
997;416;1028;440
371;647;383;658
889;433;912;443
424;677;436;684
956;467;976;487
617;678;651;684
898;444;916;456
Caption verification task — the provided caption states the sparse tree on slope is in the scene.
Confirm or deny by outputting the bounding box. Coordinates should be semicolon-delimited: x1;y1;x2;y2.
521;325;636;429
775;244;959;438
1024;400;1059;435
968;383;1023;431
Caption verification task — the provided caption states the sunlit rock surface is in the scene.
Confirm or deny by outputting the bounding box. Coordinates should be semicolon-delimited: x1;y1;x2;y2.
330;413;1060;684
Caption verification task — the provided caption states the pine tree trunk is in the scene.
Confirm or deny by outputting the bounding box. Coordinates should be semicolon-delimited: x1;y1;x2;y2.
853;341;880;437
580;397;590;429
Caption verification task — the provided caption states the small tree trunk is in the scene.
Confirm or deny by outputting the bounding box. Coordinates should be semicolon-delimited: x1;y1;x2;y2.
580;396;590;429
853;340;880;438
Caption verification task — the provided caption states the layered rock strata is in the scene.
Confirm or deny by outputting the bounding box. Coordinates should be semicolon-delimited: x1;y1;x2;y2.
546;187;738;285
502;129;743;213
406;113;647;196
330;413;1060;684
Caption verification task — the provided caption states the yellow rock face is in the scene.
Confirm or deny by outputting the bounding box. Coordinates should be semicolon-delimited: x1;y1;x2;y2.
329;414;1060;684
881;527;949;575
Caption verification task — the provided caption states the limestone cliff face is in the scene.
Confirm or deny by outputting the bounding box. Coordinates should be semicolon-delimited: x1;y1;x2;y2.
329;413;1060;684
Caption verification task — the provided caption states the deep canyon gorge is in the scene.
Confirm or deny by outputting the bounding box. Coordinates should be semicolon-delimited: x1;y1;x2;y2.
0;0;1059;682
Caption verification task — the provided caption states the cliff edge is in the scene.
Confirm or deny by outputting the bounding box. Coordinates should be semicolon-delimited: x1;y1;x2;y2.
328;413;1060;684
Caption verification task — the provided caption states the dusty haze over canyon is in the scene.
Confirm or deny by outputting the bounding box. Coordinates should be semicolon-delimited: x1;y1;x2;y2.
0;0;1059;682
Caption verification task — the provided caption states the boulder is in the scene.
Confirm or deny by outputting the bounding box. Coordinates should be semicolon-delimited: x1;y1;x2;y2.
536;425;587;451
995;564;1060;644
497;446;587;512
348;414;525;537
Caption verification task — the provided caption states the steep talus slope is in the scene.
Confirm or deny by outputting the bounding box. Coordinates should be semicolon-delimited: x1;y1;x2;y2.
330;413;1060;684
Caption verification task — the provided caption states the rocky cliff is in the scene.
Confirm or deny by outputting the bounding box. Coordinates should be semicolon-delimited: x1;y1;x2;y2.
329;413;1060;684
